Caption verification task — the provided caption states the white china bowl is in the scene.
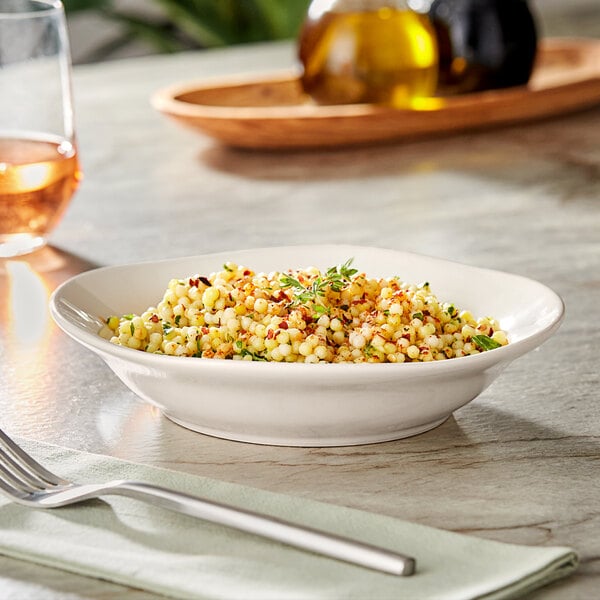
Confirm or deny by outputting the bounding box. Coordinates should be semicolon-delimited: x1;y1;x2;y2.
50;246;564;447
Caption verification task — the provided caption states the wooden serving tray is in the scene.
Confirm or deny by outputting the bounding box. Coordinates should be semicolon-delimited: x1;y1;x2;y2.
152;38;600;150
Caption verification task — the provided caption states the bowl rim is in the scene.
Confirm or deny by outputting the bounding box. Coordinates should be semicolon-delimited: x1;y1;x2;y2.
49;245;565;378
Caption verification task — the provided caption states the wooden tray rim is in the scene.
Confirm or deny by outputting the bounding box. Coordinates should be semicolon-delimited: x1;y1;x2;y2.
152;37;600;122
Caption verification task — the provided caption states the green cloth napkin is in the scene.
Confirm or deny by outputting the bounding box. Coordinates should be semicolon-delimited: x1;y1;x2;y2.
0;439;577;600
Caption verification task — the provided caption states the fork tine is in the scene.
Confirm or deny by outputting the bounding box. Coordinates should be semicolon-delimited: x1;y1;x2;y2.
0;475;28;500
0;446;53;491
0;461;37;495
0;428;68;486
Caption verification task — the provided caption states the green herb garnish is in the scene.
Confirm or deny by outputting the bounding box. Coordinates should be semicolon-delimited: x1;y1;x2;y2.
325;258;358;291
240;348;267;361
472;334;502;351
280;258;357;310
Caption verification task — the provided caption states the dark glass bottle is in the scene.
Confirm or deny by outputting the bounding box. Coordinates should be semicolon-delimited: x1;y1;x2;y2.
428;0;538;95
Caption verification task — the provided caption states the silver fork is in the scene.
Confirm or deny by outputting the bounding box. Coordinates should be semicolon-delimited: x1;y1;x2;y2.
0;428;415;576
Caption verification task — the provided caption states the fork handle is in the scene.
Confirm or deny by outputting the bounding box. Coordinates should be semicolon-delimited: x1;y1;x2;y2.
104;481;415;576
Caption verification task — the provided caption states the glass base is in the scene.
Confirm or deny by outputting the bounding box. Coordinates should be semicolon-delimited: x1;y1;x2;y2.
0;233;47;258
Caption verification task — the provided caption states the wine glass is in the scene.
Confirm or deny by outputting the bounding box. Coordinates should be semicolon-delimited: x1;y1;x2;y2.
0;0;81;258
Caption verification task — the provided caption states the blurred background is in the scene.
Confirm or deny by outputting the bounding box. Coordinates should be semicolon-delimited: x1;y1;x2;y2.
64;0;600;65
64;0;310;64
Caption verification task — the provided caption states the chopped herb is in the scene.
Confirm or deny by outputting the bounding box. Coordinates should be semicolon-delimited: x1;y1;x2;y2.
223;263;233;272
235;340;244;351
174;315;181;326
123;314;134;320
472;334;502;351
240;348;267;361
192;351;202;358
420;281;430;288
130;322;135;335
447;305;456;317
364;343;374;357
162;323;173;334
412;312;424;321
313;304;330;316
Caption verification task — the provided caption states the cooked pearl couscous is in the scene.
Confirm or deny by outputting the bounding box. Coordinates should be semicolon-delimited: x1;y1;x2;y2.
99;259;508;363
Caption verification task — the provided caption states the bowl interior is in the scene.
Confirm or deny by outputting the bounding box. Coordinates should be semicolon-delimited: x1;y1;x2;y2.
51;245;563;350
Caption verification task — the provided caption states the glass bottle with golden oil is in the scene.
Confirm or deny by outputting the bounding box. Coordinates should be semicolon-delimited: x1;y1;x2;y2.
298;0;439;107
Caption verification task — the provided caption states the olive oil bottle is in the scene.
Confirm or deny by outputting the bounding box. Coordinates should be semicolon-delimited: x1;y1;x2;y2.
298;0;438;107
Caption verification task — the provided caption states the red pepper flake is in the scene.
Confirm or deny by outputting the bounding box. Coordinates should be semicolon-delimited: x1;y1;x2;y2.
243;270;251;276
201;327;209;335
279;321;288;330
189;278;200;287
267;329;275;339
199;276;211;287
270;290;286;302
149;314;159;323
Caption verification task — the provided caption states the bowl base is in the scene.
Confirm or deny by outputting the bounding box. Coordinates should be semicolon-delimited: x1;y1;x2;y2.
163;413;450;447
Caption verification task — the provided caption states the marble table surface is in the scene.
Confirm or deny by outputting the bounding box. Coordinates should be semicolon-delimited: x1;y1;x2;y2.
0;12;599;600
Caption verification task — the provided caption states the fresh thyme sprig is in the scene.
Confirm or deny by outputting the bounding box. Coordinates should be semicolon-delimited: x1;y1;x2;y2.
279;274;326;304
279;258;358;310
325;258;358;291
